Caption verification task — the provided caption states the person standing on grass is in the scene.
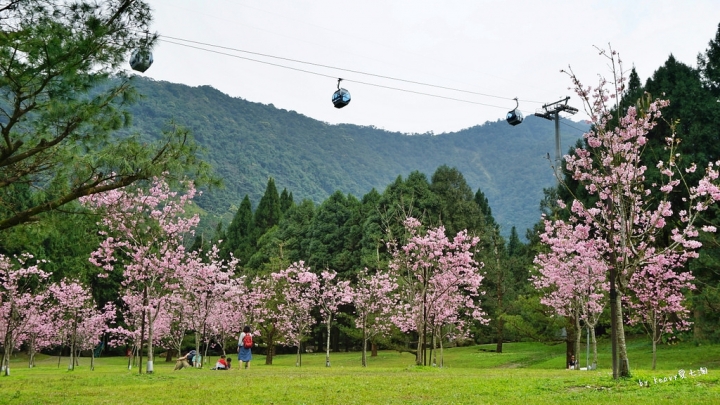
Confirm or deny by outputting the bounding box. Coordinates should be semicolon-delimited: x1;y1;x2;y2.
238;325;253;369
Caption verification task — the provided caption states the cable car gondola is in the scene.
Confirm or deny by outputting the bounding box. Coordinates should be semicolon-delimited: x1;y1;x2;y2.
332;78;351;108
506;97;523;126
129;48;153;73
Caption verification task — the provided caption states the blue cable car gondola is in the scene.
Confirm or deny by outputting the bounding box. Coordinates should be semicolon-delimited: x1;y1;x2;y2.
129;48;153;73
332;78;351;108
506;97;523;126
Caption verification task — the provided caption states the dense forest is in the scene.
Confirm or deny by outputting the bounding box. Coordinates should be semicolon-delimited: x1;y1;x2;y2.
123;77;585;237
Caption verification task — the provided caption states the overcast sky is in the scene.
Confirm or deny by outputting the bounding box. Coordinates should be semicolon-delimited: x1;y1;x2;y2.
139;0;720;134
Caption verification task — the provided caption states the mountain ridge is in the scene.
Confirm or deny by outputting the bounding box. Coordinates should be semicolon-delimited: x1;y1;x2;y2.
127;77;587;237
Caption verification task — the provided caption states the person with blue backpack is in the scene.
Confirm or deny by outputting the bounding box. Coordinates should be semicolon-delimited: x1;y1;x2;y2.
238;325;253;369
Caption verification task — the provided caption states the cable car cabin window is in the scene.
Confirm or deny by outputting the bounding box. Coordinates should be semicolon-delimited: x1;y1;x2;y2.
332;89;351;108
506;109;523;126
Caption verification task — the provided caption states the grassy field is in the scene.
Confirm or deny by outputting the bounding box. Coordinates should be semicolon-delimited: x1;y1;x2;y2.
0;338;718;404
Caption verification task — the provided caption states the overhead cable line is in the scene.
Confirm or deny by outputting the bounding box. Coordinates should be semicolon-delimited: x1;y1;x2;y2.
160;39;520;110
160;34;546;105
560;120;589;134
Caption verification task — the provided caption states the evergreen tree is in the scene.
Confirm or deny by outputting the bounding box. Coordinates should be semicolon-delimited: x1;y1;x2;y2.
306;191;358;277
430;165;484;236
253;178;282;242
698;23;720;96
359;188;385;270
280;188;294;213
278;199;315;264
221;195;255;266
474;188;497;230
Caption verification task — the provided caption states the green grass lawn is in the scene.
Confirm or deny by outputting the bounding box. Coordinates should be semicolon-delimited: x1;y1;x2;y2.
0;338;718;404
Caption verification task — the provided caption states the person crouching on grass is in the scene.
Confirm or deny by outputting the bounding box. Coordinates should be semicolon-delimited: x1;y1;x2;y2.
212;355;228;370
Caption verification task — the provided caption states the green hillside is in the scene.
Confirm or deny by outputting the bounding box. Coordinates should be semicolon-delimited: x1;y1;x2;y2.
127;77;586;235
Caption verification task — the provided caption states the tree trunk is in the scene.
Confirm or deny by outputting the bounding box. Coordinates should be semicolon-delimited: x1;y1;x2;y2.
195;331;202;368
147;308;155;374
90;352;95;371
591;326;598;369
371;342;378;357
574;313;582;370
139;293;146;375
28;337;35;368
694;306;704;341
203;332;211;368
361;321;367;367
296;343;301;367
431;331;437;366
495;241;504;354
565;318;576;369
2;334;12;376
614;292;630;377
325;318;331;367
265;329;275;365
496;319;504;354
68;318;77;371
439;331;445;368
651;315;658;370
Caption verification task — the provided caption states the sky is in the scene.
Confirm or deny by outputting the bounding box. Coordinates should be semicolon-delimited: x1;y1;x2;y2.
139;0;720;134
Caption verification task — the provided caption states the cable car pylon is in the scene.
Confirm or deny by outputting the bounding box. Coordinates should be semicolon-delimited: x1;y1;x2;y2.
534;96;578;182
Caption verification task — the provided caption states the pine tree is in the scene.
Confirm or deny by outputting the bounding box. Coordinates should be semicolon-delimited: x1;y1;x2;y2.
222;195;255;266
279;188;294;213
253;178;282;242
698;23;720;96
430;165;484;236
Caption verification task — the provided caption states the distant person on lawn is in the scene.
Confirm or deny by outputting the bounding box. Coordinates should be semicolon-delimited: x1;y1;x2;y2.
238;325;253;369
567;355;578;370
175;351;192;370
213;355;229;370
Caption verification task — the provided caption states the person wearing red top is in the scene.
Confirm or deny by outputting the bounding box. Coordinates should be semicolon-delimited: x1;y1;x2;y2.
214;355;229;370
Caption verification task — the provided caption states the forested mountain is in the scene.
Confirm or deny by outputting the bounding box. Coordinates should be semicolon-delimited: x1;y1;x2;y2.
126;77;586;236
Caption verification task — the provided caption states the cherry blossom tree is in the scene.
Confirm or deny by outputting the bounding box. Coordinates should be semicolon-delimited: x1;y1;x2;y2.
533;220;607;368
213;277;253;356
175;245;237;366
317;269;352;367
551;47;720;378
106;293;144;370
0;254;49;376
157;294;188;362
388;217;486;366
249;274;283;365
272;262;320;367
626;255;694;370
352;269;397;367
47;280;115;371
23;307;55;369
82;176;199;374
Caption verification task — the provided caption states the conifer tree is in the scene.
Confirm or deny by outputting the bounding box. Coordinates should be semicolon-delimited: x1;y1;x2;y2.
430;166;484;236
221;195;255;265
279;188;294;213
253;178;282;242
698;23;720;96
